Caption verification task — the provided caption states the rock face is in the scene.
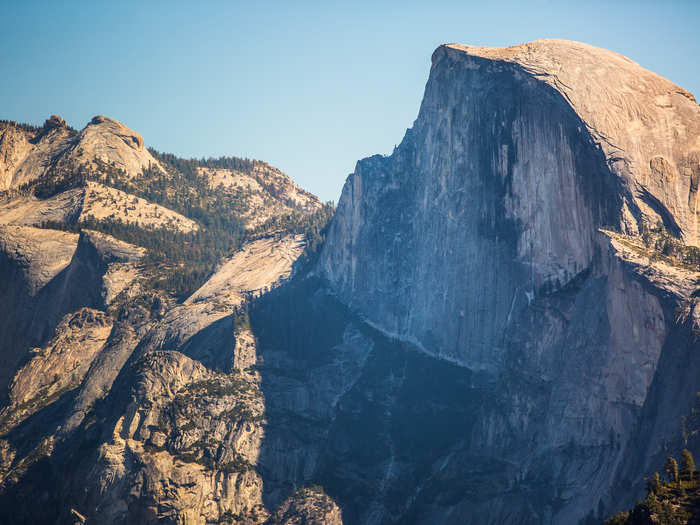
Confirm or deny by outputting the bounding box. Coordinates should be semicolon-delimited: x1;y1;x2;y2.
0;115;334;524
0;226;325;524
1;40;699;525
445;42;700;241
0;226;79;393
0;123;34;190
316;39;700;522
187;234;306;306
320;39;699;369
0;308;113;434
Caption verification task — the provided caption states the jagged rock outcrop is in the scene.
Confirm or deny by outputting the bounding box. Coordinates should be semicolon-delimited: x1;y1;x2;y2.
67;351;268;524
269;486;343;524
0;308;112;436
0;123;34;191
0;118;73;190
0;228;326;524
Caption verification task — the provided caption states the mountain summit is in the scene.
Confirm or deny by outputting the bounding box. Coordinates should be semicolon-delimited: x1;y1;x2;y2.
0;115;162;190
442;39;700;243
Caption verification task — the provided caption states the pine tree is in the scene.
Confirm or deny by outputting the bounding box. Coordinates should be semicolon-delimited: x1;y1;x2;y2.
682;449;695;482
666;456;680;484
646;471;661;494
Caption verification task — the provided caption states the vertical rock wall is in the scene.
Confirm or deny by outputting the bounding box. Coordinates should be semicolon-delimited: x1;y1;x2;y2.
317;40;700;522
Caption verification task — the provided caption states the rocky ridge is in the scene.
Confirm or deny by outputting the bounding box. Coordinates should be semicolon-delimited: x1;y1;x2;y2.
0;180;199;233
0;115;162;190
199;165;321;229
0;115;335;524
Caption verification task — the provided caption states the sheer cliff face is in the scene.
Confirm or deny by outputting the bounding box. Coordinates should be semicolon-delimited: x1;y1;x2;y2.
318;40;700;522
322;41;612;370
320;39;699;370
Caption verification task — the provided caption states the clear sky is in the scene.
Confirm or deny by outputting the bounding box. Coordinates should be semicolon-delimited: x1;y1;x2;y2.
1;1;698;202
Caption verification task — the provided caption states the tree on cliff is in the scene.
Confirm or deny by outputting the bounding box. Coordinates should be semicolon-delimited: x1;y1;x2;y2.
606;452;699;524
666;456;680;484
682;449;695;482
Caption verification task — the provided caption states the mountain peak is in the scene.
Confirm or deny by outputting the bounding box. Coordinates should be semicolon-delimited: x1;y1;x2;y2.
86;115;144;149
0;114;161;188
434;38;700;245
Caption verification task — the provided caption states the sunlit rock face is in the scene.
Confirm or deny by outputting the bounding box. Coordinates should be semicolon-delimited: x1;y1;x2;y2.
0;113;331;524
318;39;700;523
0;115;164;190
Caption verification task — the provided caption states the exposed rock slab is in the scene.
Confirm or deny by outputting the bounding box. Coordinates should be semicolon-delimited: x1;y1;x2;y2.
81;181;198;232
0;182;198;233
188;234;306;306
0;188;84;226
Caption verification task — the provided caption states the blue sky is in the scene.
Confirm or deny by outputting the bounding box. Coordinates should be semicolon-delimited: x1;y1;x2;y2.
1;1;698;202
